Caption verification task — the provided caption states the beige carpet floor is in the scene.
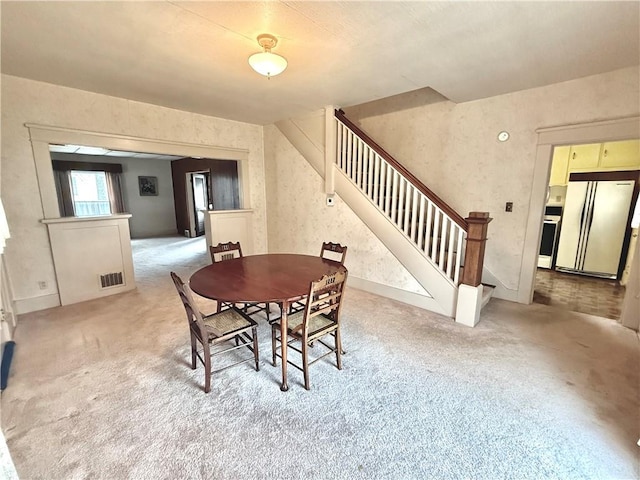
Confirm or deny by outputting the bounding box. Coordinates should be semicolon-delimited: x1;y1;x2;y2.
1;235;638;479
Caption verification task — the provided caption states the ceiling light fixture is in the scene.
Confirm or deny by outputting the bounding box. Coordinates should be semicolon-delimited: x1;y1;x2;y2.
248;34;287;78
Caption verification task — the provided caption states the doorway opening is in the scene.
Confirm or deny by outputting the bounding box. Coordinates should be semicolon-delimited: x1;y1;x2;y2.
171;158;240;239
530;134;640;322
28;123;252;311
189;171;210;237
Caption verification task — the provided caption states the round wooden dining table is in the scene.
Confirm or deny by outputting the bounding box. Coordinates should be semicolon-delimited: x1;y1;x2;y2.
189;253;347;391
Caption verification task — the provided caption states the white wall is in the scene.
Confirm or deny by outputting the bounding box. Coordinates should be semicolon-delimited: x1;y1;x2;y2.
1;74;266;312
51;152;177;238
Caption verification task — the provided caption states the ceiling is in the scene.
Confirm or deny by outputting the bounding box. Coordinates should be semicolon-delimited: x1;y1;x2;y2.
1;1;639;125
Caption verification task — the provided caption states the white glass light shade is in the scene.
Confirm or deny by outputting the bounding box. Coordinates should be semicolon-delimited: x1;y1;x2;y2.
248;51;288;77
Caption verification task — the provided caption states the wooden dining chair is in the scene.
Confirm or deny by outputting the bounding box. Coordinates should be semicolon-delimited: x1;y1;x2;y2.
289;241;348;316
320;241;348;264
209;241;271;321
271;270;348;390
170;272;259;394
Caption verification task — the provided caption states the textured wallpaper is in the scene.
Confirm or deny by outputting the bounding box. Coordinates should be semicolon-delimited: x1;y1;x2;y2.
345;66;640;290
263;124;428;295
1;74;267;303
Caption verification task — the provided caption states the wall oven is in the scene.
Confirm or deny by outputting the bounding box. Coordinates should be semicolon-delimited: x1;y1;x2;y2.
538;206;563;269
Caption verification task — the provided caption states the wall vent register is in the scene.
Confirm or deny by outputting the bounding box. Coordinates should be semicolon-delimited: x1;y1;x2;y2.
100;272;124;289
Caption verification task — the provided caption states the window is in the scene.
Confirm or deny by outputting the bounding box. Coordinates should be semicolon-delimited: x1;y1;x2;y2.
52;160;125;217
69;171;111;216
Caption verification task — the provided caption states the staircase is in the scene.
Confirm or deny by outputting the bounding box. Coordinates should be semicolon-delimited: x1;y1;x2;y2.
276;108;493;323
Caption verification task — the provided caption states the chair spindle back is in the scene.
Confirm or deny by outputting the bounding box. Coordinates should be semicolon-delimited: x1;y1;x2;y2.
320;242;348;264
210;241;243;264
302;270;348;335
171;272;223;339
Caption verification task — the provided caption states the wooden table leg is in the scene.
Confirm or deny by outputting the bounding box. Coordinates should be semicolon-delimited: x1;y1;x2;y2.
280;301;289;391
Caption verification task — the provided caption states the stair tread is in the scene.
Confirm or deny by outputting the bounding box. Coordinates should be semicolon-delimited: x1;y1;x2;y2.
481;284;495;309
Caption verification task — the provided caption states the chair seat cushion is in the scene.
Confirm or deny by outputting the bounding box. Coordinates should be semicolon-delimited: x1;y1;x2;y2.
281;311;337;340
203;309;255;337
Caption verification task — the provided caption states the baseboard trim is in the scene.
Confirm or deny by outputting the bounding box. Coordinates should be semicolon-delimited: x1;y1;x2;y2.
491;285;519;303
14;293;61;315
347;276;448;317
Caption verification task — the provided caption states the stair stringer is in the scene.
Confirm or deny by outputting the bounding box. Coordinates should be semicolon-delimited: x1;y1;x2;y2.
334;171;457;317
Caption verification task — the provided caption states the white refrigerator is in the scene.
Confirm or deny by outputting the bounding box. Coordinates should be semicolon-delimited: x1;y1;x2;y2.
555;179;635;278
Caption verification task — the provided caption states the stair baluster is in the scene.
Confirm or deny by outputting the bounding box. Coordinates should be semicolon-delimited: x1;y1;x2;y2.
334;109;481;286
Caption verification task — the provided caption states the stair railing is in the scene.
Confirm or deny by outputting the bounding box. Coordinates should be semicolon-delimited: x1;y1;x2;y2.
334;109;491;287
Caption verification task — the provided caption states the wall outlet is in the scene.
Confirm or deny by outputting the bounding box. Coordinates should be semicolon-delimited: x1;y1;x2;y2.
505;202;513;212
326;195;335;207
38;281;47;290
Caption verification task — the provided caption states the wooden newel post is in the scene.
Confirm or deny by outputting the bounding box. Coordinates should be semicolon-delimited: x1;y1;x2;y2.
462;212;492;287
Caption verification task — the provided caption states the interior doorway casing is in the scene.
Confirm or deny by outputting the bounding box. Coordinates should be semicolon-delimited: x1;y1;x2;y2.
521;116;640;305
27;123;252;220
26;124;252;311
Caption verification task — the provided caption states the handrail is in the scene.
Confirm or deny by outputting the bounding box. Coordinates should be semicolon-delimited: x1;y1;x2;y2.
335;109;468;230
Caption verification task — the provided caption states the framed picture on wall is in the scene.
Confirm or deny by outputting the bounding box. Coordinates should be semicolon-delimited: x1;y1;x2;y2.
138;176;158;196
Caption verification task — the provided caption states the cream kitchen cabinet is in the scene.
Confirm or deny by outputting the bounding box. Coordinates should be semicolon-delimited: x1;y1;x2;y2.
567;143;601;171
550;140;640;186
549;145;570;186
600;140;640;169
565;139;640;177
